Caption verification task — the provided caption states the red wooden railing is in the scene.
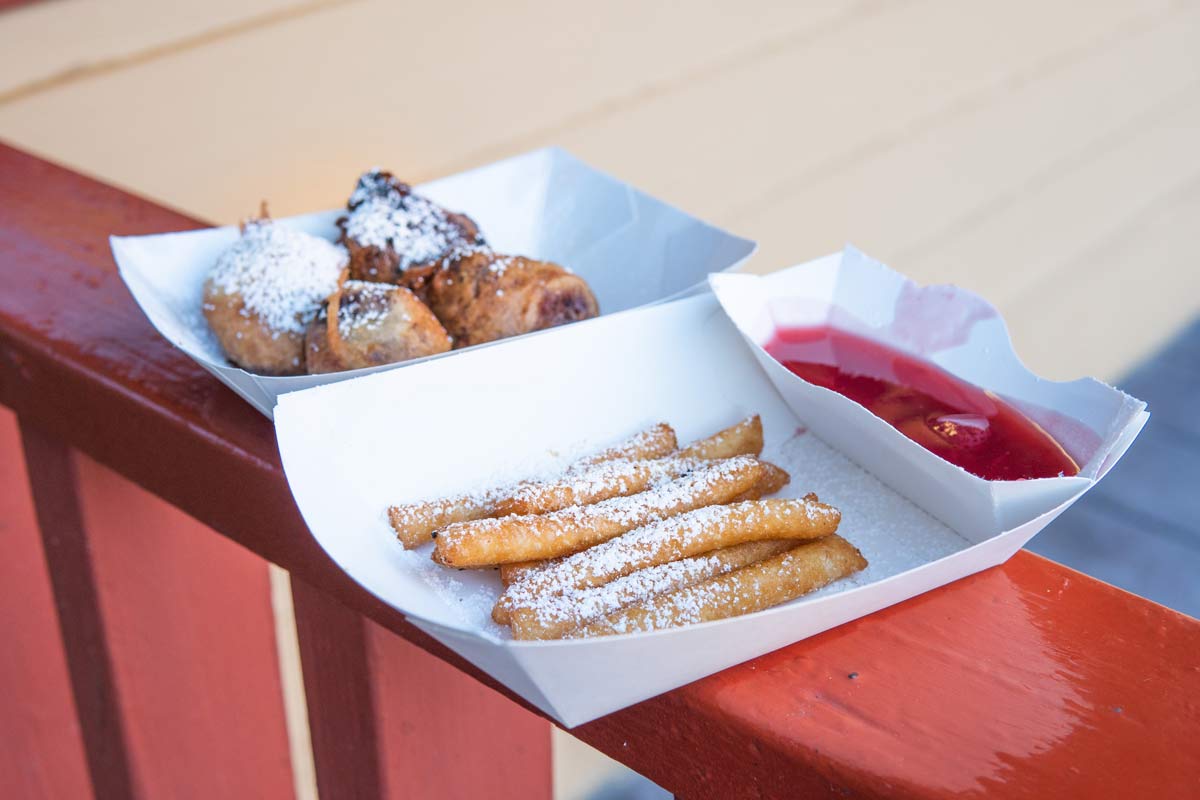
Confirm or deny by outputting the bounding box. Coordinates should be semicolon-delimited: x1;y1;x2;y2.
1;142;1198;799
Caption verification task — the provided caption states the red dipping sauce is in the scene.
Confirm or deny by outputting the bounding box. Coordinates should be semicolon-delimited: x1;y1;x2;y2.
764;326;1079;481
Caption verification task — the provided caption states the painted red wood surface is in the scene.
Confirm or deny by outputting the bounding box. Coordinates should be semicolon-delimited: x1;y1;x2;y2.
18;420;295;799
292;579;552;800
0;409;94;800
0;1;46;13
1;142;1198;798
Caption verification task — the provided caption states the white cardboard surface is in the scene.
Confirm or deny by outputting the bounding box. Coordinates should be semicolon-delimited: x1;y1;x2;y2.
274;278;1145;727
111;147;757;417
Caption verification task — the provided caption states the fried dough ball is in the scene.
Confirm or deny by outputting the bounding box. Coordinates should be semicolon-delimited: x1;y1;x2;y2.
338;169;484;284
415;248;599;348
304;280;451;374
202;215;346;375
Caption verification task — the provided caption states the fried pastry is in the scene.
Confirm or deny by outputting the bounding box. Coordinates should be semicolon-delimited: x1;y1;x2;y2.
432;456;775;567
679;416;763;460
497;461;791;585
338;169;484;284
388;423;678;548
304;280;451;373
416;247;599;348
573;535;868;637
493;497;840;623
572;423;677;469
509;540;798;640
202;212;346;375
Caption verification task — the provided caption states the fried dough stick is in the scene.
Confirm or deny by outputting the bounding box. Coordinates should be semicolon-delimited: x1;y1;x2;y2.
678;415;763;460
493;456;702;518
433;457;783;567
495;497;837;623
494;416;765;517
496;455;791;587
571;535;867;637
388;423;676;548
509;540;797;640
499;561;546;588
572;422;677;468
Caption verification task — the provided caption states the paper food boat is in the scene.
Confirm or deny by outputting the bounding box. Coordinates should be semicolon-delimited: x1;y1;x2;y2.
111;147;756;417
274;249;1146;727
709;247;1148;541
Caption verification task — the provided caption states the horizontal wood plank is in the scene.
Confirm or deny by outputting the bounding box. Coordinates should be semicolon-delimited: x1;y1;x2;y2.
0;0;316;98
0;0;862;221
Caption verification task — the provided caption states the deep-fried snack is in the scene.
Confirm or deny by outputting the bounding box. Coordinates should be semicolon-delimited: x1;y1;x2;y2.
304;280;451;373
728;463;790;501
508;540;797;640
339;170;483;284
433;456;776;567
202;211;346;375
389;424;677;548
416;247;599;348
389;494;502;550
678;415;763;460
499;561;540;587
496;463;792;585
494;417;768;516
494;456;703;518
572;535;867;637
494;498;839;622
573;423;677;468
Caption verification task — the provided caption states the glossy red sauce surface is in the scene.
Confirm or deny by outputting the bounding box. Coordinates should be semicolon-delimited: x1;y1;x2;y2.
764;326;1079;481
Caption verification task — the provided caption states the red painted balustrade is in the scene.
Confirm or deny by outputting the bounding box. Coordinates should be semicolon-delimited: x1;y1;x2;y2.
1;143;1197;799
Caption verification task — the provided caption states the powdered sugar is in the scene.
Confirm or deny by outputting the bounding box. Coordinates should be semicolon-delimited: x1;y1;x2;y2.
207;218;346;334
336;280;403;337
398;428;969;639
504;499;836;606
436;455;761;551
515;553;731;635
582;538;864;636
386;426;671;533
500;454;707;512
760;430;968;598
342;169;474;271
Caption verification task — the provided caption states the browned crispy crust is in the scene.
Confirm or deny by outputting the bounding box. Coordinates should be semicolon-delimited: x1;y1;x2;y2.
304;282;451;374
423;250;599;348
337;171;483;284
202;284;308;375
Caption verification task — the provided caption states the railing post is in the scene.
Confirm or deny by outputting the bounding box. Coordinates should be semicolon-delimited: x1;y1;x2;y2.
17;418;296;800
19;419;139;800
291;577;554;799
0;409;94;799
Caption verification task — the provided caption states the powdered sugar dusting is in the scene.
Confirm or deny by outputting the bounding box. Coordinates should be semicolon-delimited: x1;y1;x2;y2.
578;547;827;636
388;427;969;639
207;218;346;334
501;455;707;511
504;499;835;606
387;425;671;533
343;170;473;271
516;553;732;636
761;431;968;599
436;455;762;551
336;280;402;337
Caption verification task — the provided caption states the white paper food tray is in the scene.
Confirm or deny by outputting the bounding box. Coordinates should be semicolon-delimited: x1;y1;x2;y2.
274;252;1146;727
709;246;1148;541
111;147;757;417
